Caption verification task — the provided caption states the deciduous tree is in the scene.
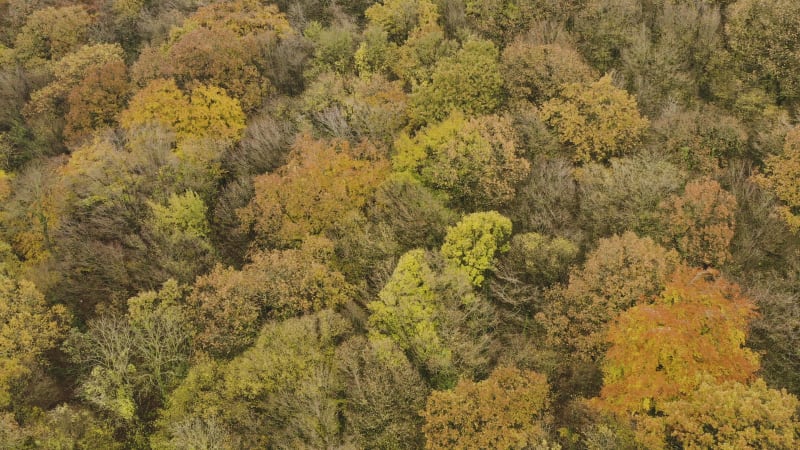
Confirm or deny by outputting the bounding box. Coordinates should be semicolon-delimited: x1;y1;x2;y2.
408;38;504;126
422;366;554;449
539;75;649;163
592;268;759;416
658;178;737;267
394;112;529;210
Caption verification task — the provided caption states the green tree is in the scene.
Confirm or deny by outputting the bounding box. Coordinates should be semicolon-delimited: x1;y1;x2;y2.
440;211;512;286
367;249;450;378
503;232;579;287
394;112;530;210
408;38;504;126
13;5;93;64
422;366;555;449
364;0;439;44
539;75;649;163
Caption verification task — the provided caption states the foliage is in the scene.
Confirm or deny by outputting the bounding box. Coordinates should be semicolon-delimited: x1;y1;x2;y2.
131;0;294;111
464;0;560;46
0;274;69;409
658;178;737;267
576;154;686;240
238;135;389;247
367;172;456;250
13;5;93;64
119;78;246;145
754;126;800;232
394;111;530;210
64;60;130;146
365;0;439;44
367;249;449;377
502;39;596;105
726;0;800;103
149;190;210;240
154;311;352;449
504;232;579;287
368;248;495;388
188;236;352;357
422;366;554;449
68;280;191;422
336;336;429;448
638;378;800;450
593;268;759;416
540;75;649;163
408;38;504;126
538;232;680;363
440;211;512;286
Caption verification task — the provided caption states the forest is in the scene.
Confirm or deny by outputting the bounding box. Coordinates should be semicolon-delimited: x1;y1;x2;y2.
1;0;799;448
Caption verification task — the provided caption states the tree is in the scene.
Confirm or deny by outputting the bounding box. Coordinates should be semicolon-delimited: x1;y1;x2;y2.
188;237;353;357
64;59;129;146
573;0;642;72
130;0;295;111
336;336;429;448
638;378;800;450
754;126;800;232
394;112;530;210
440;211;513;286
502;39;596;104
368;248;495;388
367;172;457;250
726;0;800;103
464;0;569;46
68;280;192;422
539;75;649;163
154;311;352;449
367;249;450;379
503;232;579;287
408;38;504;126
238;135;389;247
119;78;246;145
13;5;93;64
25;43;126;120
576;154;686;240
537;232;680;363
421;366;554;450
658;178;737;267
592;268;759;417
0;273;69;409
364;0;439;44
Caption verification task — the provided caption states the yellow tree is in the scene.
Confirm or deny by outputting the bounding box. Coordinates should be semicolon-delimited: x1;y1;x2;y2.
754;126;800;232
422;366;554;449
0;274;70;409
540;75;649;163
